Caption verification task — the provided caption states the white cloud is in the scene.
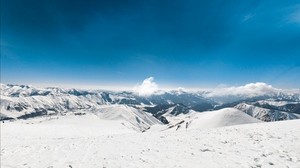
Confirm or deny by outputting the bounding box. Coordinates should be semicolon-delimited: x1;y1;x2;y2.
206;82;279;97
134;77;158;96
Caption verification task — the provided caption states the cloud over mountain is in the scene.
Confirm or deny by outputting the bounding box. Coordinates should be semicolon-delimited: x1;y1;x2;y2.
134;77;158;96
207;82;279;97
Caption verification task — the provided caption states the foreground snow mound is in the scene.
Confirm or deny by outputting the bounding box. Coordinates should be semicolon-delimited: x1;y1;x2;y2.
163;108;261;131
188;108;262;129
1;119;300;168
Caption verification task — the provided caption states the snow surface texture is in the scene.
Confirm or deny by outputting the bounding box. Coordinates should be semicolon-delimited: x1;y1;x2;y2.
1;117;300;168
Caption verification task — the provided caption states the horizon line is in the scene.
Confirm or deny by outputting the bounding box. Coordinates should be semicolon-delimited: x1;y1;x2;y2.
1;82;300;92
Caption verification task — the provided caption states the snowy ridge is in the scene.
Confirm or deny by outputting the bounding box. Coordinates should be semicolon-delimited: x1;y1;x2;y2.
92;105;160;131
0;84;213;122
1;83;299;127
0;84;161;131
234;103;300;121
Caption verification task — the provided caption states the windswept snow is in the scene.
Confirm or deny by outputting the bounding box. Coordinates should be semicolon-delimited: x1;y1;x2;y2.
1;119;300;168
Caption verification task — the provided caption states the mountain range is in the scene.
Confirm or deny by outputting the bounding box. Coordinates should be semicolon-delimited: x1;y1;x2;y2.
1;83;299;131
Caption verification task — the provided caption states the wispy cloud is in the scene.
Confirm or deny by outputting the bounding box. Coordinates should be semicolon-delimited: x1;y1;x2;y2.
0;40;21;61
242;13;255;23
286;4;300;24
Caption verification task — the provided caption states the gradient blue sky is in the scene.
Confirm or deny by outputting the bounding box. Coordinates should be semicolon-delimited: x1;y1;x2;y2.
1;0;300;89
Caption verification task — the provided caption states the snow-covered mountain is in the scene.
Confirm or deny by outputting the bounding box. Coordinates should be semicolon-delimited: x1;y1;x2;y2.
91;105;160;131
234;103;300;121
1;83;299;127
0;84;213;120
1;83;300;168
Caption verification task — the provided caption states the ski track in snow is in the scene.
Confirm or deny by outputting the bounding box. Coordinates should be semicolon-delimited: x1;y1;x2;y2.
1;119;300;168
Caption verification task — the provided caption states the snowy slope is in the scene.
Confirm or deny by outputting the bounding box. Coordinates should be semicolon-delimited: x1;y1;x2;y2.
0;99;160;132
1;118;300;168
187;108;261;129
162;108;261;131
92;105;160;131
1;114;136;139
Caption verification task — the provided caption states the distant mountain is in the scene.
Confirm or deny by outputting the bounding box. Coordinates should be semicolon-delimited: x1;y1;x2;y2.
0;84;215;128
91;104;160;131
234;103;300;121
1;83;299;124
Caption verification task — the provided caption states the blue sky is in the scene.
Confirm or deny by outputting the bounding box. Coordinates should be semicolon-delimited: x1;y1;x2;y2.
1;0;300;89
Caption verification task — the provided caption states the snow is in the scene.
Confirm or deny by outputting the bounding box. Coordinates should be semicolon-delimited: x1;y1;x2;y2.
1;116;300;168
1;114;136;139
163;108;261;131
1;83;300;167
235;103;300;121
186;108;261;129
93;104;160;131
